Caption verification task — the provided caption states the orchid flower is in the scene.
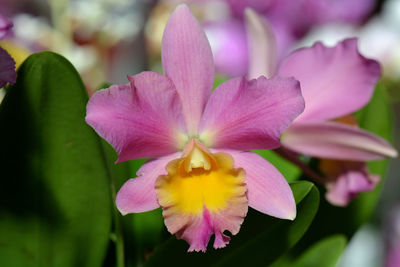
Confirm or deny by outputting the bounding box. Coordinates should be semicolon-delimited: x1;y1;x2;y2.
0;15;16;88
245;9;398;206
86;5;305;251
202;0;375;76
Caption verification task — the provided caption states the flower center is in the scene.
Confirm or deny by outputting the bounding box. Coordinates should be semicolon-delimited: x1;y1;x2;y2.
155;139;246;215
154;139;248;251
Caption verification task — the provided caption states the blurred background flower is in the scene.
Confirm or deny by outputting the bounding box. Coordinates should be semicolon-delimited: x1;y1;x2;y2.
145;0;378;77
0;0;154;93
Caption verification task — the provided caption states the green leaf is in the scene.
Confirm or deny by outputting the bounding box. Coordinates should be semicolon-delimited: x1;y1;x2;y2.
254;150;301;182
291;235;347;267
0;52;112;266
145;181;319;267
272;235;347;267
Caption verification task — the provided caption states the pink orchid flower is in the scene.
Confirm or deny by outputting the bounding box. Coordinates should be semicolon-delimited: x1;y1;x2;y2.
245;9;398;206
86;5;305;252
0;15;16;88
198;0;376;76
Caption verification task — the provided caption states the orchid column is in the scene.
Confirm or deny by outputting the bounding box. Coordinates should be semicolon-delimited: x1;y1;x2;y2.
86;5;305;252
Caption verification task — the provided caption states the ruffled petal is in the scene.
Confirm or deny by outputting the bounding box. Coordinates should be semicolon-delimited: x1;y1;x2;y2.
322;160;380;206
199;76;304;151
224;150;297;220
116;152;180;215
162;4;214;135
155;147;247;251
282;121;398;161
0;47;16;88
86;71;185;161
278;38;381;122
160;202;248;252
245;8;278;79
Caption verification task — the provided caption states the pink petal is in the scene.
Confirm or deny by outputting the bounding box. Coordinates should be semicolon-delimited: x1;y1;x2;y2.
162;203;248;252
116;152;180;215
0;47;16;88
204;19;248;77
325;161;379;206
226;0;273;17
86;71;185;161
245;8;278;79
199;76;304;151
220;149;296;220
162;4;214;135
282;121;398;161
278;38;381;122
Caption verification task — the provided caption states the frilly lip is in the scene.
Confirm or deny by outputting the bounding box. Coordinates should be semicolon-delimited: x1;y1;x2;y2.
155;145;248;252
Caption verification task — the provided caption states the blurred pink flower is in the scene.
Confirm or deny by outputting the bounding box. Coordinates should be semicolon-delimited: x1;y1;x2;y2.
203;19;248;77
0;15;16;88
0;16;12;40
86;5;305;251
245;9;397;206
385;206;400;267
320;159;379;206
203;0;376;76
228;0;375;31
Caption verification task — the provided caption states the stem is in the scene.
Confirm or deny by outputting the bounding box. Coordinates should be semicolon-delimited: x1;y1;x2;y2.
111;181;125;267
100;142;125;267
275;147;326;185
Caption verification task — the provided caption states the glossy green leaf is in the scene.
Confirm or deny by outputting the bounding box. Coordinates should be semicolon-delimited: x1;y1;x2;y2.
291;235;347;267
271;234;346;267
0;52;112;266
145;181;319;267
